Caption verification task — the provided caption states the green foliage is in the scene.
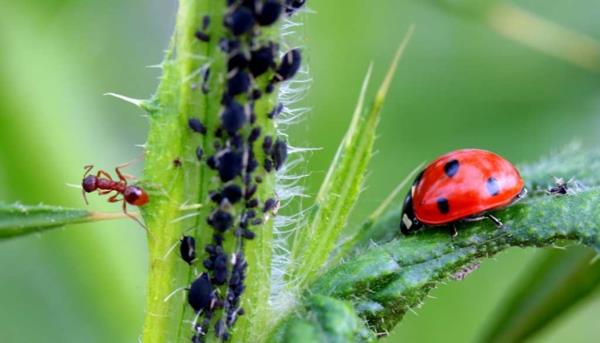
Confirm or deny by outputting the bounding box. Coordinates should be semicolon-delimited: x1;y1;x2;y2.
288;27;414;289
0;203;116;239
272;148;600;340
482;247;600;342
268;295;375;343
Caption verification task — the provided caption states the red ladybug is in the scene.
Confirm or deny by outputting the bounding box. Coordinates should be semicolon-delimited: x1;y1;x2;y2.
400;149;526;236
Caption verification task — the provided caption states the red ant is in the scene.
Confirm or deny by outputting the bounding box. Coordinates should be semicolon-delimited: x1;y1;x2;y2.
81;164;149;226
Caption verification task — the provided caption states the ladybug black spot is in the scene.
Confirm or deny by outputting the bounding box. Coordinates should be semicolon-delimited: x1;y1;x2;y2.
437;197;450;214
486;177;500;196
444;159;459;177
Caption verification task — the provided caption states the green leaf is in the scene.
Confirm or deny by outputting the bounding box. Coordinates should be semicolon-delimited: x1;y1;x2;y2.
288;26;415;288
307;188;600;335
268;295;375;343
0;203;119;239
481;247;600;342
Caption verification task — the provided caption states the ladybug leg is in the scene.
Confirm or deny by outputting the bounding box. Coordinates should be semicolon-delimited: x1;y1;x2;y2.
486;214;503;228
449;224;458;238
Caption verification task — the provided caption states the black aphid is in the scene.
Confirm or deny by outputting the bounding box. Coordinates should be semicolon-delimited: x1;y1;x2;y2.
263;198;278;213
224;7;255;36
264;159;273;172
206;155;217;170
188;273;214;312
202;15;211;30
249;45;275;77
227;70;251;96
209;191;224;204
250;89;262;100
196;147;204;161
248;127;261;143
188;118;207;134
274;49;301;82
271;138;288;170
180;236;196;265
262;135;273;153
222;184;243;204
255;0;283;26
228;52;249;71
245;184;257;200
268;103;283;119
200;66;211;94
220;101;247;135
285;0;306;15
195;31;210;42
217;150;243;182
246;198;259;208
208;209;234;232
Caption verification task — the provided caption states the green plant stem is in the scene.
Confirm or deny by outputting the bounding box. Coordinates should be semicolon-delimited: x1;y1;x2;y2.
141;1;212;342
140;1;281;342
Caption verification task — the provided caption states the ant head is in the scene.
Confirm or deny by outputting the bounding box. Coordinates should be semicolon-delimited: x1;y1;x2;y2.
124;185;149;206
82;175;98;193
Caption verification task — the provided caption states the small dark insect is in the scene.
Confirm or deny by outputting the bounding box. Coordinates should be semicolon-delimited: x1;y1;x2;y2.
268;103;283;119
81;164;148;226
224;6;255;36
220;101;247;135
246;198;259;208
200;66;211;94
245;184;257;200
285;0;306;15
188;118;207;134
262;135;273;153
271;138;288;170
248;127;261;143
227;70;251;96
249;45;276;77
547;177;578;196
274;49;301;82
188;273;215;312
180;236;196;265
255;0;283;26
208;209;234;232
173;158;182;168
202;15;211;30
195;30;210;42
222;184;243;204
196;147;204;161
228;52;249;71
263;198;279;214
216;150;244;182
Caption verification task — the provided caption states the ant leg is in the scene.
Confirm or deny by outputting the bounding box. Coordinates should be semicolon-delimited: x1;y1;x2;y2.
83;165;94;178
122;200;150;234
486;214;503;228
97;170;114;181
115;166;128;183
108;193;121;202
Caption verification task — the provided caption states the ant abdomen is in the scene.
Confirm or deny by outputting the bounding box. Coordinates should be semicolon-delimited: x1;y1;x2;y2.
124;186;149;206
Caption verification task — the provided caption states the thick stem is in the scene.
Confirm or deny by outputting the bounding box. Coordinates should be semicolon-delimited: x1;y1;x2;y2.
141;1;282;342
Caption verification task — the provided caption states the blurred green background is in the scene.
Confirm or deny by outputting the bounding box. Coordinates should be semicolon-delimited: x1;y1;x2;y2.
0;0;599;342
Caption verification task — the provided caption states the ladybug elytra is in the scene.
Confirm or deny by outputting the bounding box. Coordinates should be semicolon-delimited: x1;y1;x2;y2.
400;149;526;236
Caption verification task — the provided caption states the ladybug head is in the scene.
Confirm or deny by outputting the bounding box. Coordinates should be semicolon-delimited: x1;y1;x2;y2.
400;191;421;235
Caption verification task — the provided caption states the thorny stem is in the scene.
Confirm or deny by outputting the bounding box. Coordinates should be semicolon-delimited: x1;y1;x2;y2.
140;1;293;342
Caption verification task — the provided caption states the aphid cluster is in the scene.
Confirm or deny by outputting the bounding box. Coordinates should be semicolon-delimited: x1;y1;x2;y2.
181;1;304;341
